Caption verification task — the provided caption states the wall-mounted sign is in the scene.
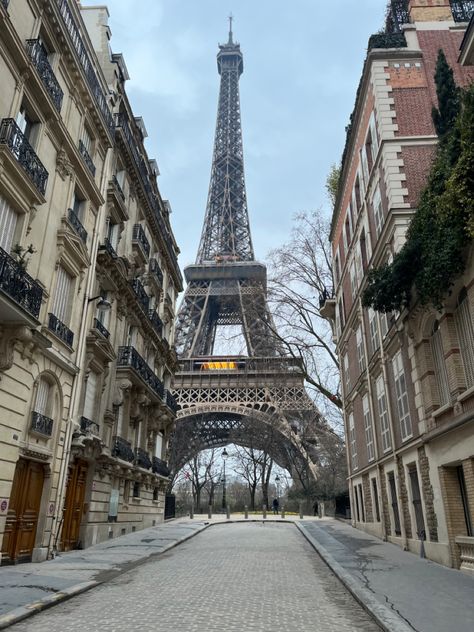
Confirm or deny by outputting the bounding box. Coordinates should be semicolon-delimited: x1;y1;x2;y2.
201;361;238;370
0;499;9;514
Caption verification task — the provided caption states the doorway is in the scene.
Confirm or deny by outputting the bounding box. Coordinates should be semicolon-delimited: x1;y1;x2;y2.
1;458;45;564
61;459;88;551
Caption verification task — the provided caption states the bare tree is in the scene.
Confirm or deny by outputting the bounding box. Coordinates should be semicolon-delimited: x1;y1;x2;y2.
265;209;342;422
233;446;262;510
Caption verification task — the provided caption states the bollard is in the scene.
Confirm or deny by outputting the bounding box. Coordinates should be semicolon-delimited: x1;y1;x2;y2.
208;504;212;519
190;505;194;519
281;506;285;519
226;506;230;520
244;505;249;519
262;504;267;519
299;501;304;519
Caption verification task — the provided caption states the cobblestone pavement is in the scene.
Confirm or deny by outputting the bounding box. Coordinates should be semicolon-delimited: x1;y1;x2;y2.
10;522;380;632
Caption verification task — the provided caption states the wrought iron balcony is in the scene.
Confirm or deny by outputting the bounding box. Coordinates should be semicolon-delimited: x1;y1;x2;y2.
30;411;53;437
100;237;117;258
112;435;135;463
112;174;125;201
135;447;152;470
56;0;114;137
149;258;163;287
149;309;163;337
0;247;43;319
80;416;100;436
26;39;63;112
79;139;96;176
117;346;164;399
130;277;149;313
93;317;110;339
48;312;74;347
0;118;48;195
68;208;87;243
164;390;179;415
132;224;151;258
152;457;170;477
450;0;474;21
386;0;410;33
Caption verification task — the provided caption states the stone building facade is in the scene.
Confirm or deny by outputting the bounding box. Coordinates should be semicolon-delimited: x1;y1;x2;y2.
322;0;474;571
0;0;182;564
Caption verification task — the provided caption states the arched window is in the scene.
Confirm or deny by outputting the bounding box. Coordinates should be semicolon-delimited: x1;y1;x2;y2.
30;375;56;437
455;288;474;388
431;320;450;406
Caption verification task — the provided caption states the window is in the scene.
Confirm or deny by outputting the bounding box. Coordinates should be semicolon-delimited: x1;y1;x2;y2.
96;290;109;327
372;478;381;522
354;485;361;521
356;326;365;373
392;351;412;441
354;176;362;213
16;104;34;140
107;219;119;251
368;308;379;354
376;375;391;452
132;481;140;498
123;479;130;504
153;487;159;501
349;413;358;470
363;394;375;462
380;311;389;338
372;186;384;238
457;466;473;537
455;289;474;388
155;432;163;459
360;147;369;192
81;126;92;153
387;471;401;536
126;325;137;347
369;112;379;164
350;261;357;298
408;464;425;538
334;255;341;285
52;266;73;324
338;298;345;332
355;247;363;285
35;377;51;416
0;196;18;253
71;190;85;220
431;321;450;407
359;230;368;272
358;484;365;522
344;354;350;394
344;215;352;249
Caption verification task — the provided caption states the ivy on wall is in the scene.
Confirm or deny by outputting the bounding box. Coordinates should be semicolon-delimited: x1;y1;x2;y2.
362;52;474;313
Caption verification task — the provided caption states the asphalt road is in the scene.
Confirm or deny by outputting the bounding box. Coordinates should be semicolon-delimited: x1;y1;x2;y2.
10;522;381;632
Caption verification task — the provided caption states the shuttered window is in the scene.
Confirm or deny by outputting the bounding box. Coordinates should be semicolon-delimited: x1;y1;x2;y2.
0;196;18;253
455;290;474;388
349;413;358;470
376;375;392;452
35;378;51;415
392;350;412;441
431;322;450;406
363;394;375;462
53;266;73;323
83;371;98;420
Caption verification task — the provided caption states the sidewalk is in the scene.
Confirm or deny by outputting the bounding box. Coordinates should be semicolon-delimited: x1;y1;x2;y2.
297;519;474;632
0;513;317;629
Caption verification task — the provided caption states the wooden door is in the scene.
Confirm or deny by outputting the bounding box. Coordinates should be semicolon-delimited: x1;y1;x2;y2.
1;459;44;564
61;460;88;551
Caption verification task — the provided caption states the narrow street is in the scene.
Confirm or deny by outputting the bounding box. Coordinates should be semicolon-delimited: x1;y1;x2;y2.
9;523;380;632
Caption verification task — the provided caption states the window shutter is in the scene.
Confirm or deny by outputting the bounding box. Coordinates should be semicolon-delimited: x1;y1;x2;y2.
53;267;72;323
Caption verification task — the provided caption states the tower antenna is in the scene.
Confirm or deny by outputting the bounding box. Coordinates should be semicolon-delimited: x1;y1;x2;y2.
228;13;233;44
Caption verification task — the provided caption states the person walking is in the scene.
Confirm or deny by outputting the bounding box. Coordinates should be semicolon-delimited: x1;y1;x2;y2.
272;498;279;515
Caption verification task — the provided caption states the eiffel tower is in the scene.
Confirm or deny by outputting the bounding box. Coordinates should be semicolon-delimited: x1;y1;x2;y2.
171;21;324;482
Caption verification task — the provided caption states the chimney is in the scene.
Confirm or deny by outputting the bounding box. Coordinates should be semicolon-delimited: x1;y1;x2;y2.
408;0;453;23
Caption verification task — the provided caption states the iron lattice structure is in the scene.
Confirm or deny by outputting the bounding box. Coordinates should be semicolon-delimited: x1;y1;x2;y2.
172;25;328;483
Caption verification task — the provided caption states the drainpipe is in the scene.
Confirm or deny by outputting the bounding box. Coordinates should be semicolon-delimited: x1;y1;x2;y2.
48;145;113;556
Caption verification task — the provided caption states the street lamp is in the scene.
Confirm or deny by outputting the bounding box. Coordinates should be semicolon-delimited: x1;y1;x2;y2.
221;448;229;511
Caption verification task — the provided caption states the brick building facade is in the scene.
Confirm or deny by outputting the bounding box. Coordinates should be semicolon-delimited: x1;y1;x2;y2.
322;1;474;570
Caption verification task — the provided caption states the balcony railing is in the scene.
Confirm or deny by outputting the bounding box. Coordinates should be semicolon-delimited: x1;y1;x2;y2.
450;0;474;21
112;436;135;463
152;457;170;477
68;208;87;243
79;139;96;176
117;346;164;399
135;447;152;470
0;118;48;195
386;0;410;33
130;277;149;313
26;39;64;112
100;237;117;258
56;0;114;137
0;247;43;319
149;258;163;287
164;390;179;415
132;224;151;258
149;310;163;337
48;312;74;347
111;174;125;201
93;317;110;339
30;411;53;437
80;416;100;436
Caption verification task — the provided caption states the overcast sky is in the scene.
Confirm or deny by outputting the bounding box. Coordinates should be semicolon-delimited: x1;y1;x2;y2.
83;0;384;270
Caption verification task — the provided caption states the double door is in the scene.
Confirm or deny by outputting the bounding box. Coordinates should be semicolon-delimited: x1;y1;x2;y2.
1;459;45;564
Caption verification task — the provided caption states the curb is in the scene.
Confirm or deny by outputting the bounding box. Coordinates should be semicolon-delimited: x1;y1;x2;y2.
0;522;211;630
294;522;414;632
